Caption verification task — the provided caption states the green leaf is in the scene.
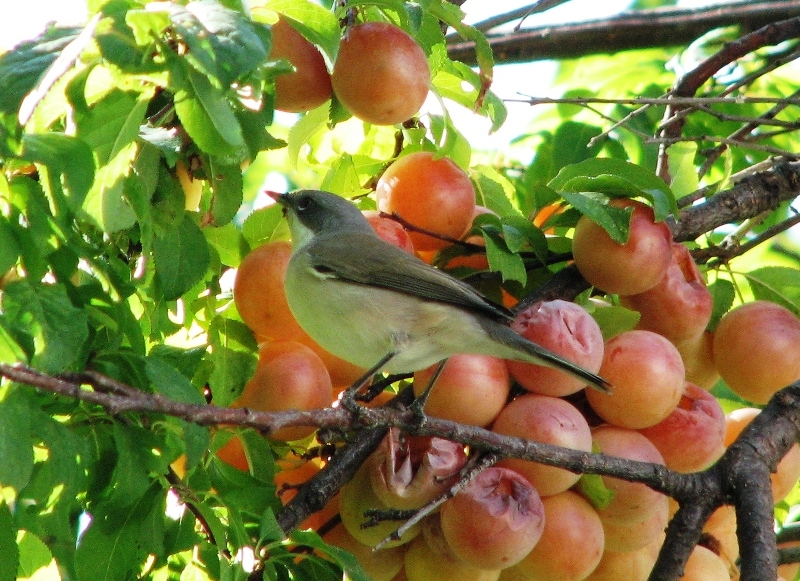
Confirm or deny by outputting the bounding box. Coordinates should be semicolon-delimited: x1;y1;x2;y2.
292;529;371;581
2;281;89;373
173;66;246;159
208;346;257;408
472;166;521;217
549;158;677;220
171;0;272;86
241;204;286;248
559;191;634;244
17;531;54;580
0;391;34;491
0;502;17;581
483;231;527;285
287;104;329;168
590;304;641;340
666;142;699;198
146;356;206;405
20;133;95;210
0;216;20;275
745;267;800;316
258;0;340;66
153;214;211;300
208;159;244;226
0;27;80;115
708;278;736;330
205;222;247;267
75;486;164;581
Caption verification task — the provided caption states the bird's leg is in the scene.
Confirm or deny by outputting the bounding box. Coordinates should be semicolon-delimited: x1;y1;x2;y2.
408;359;448;419
340;351;396;414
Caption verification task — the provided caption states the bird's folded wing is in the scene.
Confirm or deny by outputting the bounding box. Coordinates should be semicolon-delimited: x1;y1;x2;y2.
309;233;513;321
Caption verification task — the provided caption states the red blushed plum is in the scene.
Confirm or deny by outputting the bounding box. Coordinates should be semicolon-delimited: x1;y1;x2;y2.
590;425;667;525
369;428;467;510
507;300;605;397
269;17;332;113
440;467;545;570
363;210;416;255
331;21;430;126
414;354;511;427
713;300;800;405
587;330;685;429
572;199;673;296
638;382;726;473
493;394;593;496
512;491;605;581
620;243;713;342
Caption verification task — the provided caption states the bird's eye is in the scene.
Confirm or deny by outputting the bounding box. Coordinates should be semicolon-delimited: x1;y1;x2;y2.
296;196;313;212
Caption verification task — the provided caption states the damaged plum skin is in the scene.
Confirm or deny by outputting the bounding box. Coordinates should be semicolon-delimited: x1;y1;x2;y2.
369;428;467;510
439;466;545;570
507;300;605;397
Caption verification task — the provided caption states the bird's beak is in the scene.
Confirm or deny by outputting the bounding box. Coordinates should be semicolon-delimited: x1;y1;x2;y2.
266;191;289;217
266;190;287;205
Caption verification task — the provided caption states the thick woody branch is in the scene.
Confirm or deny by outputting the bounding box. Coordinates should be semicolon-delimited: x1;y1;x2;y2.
447;1;800;66
670;160;800;243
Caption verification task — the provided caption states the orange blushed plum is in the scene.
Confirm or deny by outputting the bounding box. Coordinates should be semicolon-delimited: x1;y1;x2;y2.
512;491;605;581
235;341;333;441
713;300;800;405
590;425;668;525
507;300;605;397
587;330;685;429
724;407;800;502
674;331;720;390
440;467;545;570
572;199;673;296
602;495;668;552
680;545;730;581
414;354;510;428
377;151;476;252
331;21;430;126
638;382;726;473
620;242;713;342
493;394;593;496
233;241;305;341
405;532;500;581
270;17;333;112
584;534;664;581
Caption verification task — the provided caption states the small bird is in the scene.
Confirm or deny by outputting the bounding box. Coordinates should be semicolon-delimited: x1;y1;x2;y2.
270;190;611;394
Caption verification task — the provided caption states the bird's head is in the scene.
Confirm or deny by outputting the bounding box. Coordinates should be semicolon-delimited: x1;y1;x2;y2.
268;190;375;248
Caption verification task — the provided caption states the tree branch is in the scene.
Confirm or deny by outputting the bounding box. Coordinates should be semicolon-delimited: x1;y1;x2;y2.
447;1;800;66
